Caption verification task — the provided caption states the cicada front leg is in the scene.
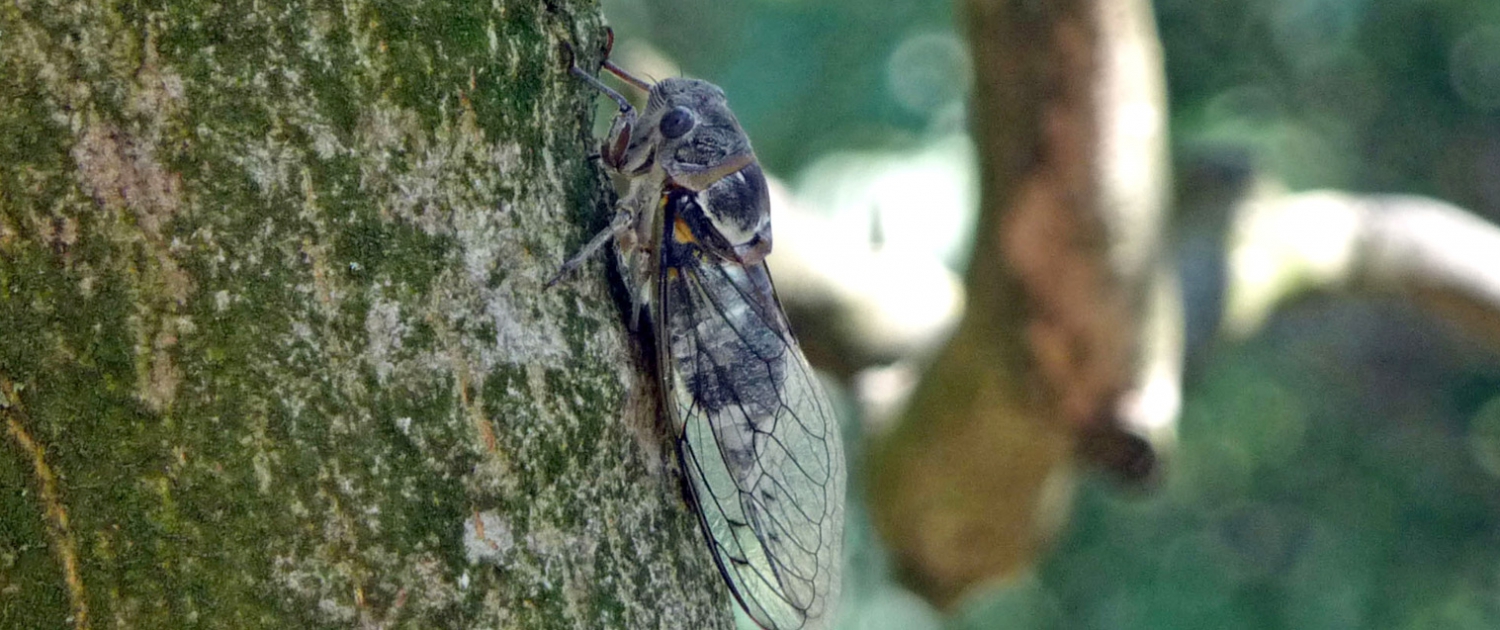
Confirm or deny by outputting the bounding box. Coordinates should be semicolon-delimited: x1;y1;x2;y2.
562;39;639;171
547;42;643;288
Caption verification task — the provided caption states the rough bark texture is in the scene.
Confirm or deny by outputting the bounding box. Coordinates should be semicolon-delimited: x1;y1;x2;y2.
0;1;731;628
867;0;1174;608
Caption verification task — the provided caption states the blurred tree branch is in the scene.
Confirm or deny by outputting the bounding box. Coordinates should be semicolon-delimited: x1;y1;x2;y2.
0;1;730;627
862;0;1500;612
1225;188;1500;348
867;0;1178;609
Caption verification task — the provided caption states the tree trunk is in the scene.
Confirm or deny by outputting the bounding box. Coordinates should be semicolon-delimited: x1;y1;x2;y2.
0;1;730;628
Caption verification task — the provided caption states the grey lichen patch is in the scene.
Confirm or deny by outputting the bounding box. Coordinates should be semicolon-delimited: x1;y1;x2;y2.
126;30;188;127
348;92;584;370
363;293;408;386
71;123;187;280
271;552;361;624
463;510;516;565
138;317;190;413
61;44;196;414
68;24;190;240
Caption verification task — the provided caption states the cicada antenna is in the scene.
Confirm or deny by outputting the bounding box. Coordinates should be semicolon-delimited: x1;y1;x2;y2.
598;27;654;92
602;59;653;93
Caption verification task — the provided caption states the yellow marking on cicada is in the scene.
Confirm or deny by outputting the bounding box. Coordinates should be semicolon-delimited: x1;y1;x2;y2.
673;217;697;244
666;268;680;281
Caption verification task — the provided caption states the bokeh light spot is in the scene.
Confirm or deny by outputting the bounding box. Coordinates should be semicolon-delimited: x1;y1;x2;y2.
1466;395;1500;478
1269;0;1365;66
1449;26;1500;112
885;32;972;117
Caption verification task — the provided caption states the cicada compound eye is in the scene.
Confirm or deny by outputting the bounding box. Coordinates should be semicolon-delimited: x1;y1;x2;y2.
659;106;695;139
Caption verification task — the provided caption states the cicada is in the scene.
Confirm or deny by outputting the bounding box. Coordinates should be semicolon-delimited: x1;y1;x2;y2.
550;36;845;630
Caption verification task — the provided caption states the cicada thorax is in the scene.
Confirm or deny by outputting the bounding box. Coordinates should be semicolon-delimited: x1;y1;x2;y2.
628;79;773;251
667;162;774;265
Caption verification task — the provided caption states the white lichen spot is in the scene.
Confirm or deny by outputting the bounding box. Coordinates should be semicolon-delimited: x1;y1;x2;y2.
486;293;567;366
253;449;273;494
396;416;412;435
214;289;231;312
311;124;341;160
317;596;353;621
238;141;293;196
364;296;405;384
463;510;515;565
282;395;307;423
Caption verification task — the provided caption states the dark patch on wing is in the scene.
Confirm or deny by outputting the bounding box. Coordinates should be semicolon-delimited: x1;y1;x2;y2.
664;191;787;416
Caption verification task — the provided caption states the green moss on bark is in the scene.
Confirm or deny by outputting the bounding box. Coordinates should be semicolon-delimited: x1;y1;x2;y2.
0;0;732;627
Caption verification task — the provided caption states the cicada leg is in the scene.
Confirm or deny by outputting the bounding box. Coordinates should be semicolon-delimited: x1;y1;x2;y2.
562;40;640;169
551;38;653;289
545;207;634;288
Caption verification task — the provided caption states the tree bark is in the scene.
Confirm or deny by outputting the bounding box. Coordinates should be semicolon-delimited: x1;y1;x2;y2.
0;1;730;628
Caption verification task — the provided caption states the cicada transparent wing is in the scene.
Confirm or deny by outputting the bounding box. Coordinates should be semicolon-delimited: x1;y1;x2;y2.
655;189;845;630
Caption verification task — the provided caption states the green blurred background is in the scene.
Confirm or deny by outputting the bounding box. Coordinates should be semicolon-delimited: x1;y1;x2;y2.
598;0;1500;628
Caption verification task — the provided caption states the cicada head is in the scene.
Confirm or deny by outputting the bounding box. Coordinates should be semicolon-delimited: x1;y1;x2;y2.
572;51;773;264
643;79;772;264
640;79;756;190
